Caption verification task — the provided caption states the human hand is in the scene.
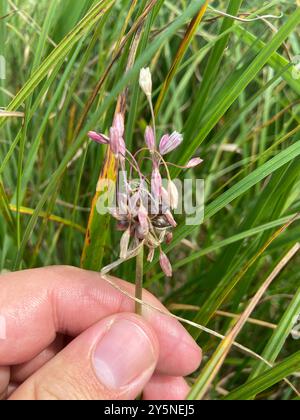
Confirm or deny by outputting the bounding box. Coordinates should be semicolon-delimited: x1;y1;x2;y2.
0;266;201;400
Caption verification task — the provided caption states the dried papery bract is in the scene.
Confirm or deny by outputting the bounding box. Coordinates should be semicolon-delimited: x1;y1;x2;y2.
120;229;130;260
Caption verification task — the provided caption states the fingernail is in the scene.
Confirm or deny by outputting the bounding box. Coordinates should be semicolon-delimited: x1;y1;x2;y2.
93;319;156;389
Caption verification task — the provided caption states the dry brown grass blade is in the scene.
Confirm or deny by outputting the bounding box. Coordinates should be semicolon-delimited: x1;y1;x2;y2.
188;242;300;400
154;0;210;115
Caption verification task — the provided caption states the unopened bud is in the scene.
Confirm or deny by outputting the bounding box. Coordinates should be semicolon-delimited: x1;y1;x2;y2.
113;113;125;137
168;180;179;210
165;210;177;228
110;127;120;157
145;126;155;152
139;67;152;97
186;157;203;168
159;251;172;277
151;167;162;199
88;131;109;144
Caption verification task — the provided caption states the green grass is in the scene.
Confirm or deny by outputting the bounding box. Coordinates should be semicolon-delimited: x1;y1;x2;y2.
1;0;300;400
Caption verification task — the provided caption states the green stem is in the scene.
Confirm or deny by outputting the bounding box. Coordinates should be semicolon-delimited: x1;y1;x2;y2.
148;96;156;140
135;246;144;315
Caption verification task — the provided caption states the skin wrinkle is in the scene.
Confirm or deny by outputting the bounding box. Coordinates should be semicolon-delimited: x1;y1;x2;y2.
85;283;125;316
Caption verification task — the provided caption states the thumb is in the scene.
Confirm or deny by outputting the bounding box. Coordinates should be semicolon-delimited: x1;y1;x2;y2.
10;314;159;400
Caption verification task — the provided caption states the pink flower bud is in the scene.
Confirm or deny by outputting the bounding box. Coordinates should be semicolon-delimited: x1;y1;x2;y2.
186;157;203;168
118;137;126;159
159;131;183;155
120;229;130;259
165;210;177;228
110;127;120;157
145;126;155;152
88;131;109;144
113;113;125;137
159;251;172;277
168;181;179;210
151;167;162;199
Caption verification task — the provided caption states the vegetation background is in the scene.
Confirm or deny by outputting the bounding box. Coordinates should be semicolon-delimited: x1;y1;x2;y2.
0;0;300;399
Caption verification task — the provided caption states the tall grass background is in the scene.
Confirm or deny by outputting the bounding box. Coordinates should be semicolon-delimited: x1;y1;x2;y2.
0;0;300;399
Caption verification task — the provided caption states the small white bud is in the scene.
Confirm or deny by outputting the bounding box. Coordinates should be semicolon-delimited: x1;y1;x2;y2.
168;181;179;210
139;67;152;97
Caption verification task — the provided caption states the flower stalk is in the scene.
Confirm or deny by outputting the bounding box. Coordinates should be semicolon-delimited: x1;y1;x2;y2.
135;245;144;315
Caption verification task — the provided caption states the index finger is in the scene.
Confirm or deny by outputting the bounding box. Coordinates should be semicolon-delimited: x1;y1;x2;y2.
0;266;201;377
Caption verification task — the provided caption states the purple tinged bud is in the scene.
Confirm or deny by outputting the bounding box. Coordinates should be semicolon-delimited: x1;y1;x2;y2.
145;126;155;152
113;113;125;137
159;251;172;277
118;137;126;160
110;127;120;157
151;166;162;199
186;157;203;168
165;210;177;228
88;131;109;144
159;131;183;155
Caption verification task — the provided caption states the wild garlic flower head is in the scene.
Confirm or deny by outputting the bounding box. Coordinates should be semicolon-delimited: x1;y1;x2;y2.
88;68;203;277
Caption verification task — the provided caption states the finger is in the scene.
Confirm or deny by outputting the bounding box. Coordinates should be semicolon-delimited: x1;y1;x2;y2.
11;335;64;384
0;367;10;399
143;375;190;400
0;266;201;376
10;313;159;400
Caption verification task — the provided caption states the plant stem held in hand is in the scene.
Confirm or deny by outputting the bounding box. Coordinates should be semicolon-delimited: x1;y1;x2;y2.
135;246;144;315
